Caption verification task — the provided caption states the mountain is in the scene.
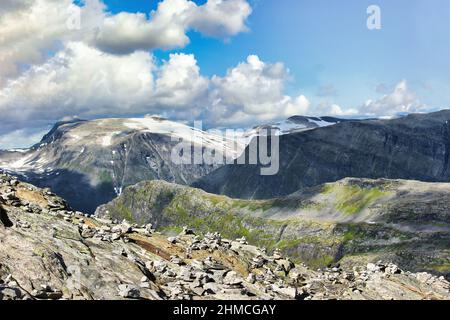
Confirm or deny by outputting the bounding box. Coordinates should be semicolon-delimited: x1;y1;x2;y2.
1;172;449;300
0;114;376;213
242;115;373;139
193;110;450;199
0;116;243;213
96;177;450;277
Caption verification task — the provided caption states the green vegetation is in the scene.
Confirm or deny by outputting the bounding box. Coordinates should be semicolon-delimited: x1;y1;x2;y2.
427;260;450;273
99;170;113;184
163;198;282;249
308;255;335;269
103;180;435;270
323;183;389;215
113;203;135;223
101;181;350;268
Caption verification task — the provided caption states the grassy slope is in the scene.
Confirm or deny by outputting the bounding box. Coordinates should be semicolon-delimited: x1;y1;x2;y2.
98;179;450;275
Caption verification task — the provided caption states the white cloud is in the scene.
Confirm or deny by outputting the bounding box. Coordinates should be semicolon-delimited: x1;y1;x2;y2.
92;0;194;54
0;0;107;85
154;53;209;109
310;80;428;118
0;42;156;126
91;0;252;54
311;102;358;117
361;80;427;116
188;0;252;37
208;55;310;126
0;0;73;83
0;45;312;138
0;0;252;83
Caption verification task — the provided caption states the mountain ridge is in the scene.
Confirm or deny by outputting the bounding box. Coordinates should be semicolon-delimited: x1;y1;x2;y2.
193;110;450;199
96;177;450;276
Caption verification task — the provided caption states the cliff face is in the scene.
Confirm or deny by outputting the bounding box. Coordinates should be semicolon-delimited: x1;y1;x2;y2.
96;178;450;277
2;173;450;301
193;110;450;199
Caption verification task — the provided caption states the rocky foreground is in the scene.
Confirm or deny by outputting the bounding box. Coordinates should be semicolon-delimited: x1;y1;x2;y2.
1;173;450;300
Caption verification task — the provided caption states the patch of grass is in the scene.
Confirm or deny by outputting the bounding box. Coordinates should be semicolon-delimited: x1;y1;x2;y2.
308;255;335;269
343;231;355;242
427;263;450;273
160;225;183;235
161;197;285;250
231;199;277;212
297;201;327;211
114;203;135;223
321;184;334;194
277;238;304;250
332;185;388;215
425;257;450;273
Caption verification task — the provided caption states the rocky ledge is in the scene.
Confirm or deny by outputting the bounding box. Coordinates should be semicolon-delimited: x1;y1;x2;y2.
1;172;449;300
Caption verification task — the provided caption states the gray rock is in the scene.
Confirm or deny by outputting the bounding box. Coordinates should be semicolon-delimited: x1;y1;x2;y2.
223;271;243;286
118;284;140;299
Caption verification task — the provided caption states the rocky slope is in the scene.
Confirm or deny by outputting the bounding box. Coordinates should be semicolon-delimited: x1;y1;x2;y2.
194;110;450;199
0;117;242;213
96;178;450;277
1;172;450;300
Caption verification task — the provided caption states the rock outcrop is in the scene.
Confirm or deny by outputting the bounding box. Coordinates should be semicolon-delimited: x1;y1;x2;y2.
1;172;450;300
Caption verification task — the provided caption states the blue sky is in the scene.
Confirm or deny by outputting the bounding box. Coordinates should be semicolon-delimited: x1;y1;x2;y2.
104;0;450;110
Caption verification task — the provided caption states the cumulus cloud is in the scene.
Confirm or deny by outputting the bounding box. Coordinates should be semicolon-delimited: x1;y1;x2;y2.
188;0;252;37
0;0;252;83
310;80;428;118
361;80;427;116
208;55;310;126
154;53;209;109
0;42;156;126
315;103;357;116
0;43;312;142
0;0;257;148
0;0;72;82
0;0;107;85
7;0;425;150
90;0;252;54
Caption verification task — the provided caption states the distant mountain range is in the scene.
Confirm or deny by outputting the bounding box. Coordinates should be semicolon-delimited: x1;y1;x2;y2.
2;110;450;279
1;110;449;213
194;110;450;199
0;116;243;213
243;115;374;138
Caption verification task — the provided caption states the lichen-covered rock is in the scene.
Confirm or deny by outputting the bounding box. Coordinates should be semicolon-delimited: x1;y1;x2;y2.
1;173;450;300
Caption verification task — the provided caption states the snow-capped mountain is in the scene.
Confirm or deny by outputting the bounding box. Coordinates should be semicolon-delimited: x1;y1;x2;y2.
242;115;364;140
194;110;450;200
0;114;360;213
0;116;244;213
